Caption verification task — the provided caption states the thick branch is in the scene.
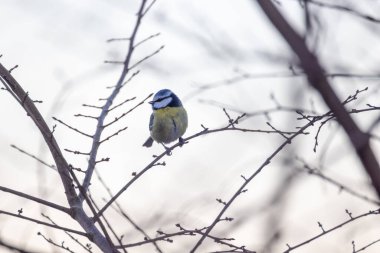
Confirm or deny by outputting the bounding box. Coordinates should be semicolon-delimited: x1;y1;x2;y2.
0;63;115;252
256;0;380;198
0;64;77;208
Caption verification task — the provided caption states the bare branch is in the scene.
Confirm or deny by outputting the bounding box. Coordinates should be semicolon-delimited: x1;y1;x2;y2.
128;45;165;70
142;0;157;16
74;114;98;120
0;237;38;253
283;209;380;253
0;63;115;253
190;97;358;251
82;103;103;109
300;0;380;23
64;149;90;156
256;0;380;199
87;194;126;253
353;237;380;253
118;224;255;252
297;160;380;205
134;32;160;48
94;112;308;221
38;232;76;253
0;209;87;237
106;38;130;43
185;70;380;101
103;93;153;128
11;144;56;170
100;126;128;144
42;213;93;253
52;117;93;138
81;0;149;200
108;97;136;112
0;186;70;213
95;169;163;253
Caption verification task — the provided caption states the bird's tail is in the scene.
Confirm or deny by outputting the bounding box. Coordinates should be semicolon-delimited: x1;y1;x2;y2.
143;137;154;147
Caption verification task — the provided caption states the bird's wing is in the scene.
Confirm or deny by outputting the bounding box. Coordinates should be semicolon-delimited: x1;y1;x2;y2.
149;113;154;131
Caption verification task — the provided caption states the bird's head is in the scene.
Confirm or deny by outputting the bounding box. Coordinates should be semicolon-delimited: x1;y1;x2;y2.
149;89;182;110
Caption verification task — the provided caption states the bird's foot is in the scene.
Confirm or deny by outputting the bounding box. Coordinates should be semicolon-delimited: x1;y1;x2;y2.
178;137;186;147
162;144;172;156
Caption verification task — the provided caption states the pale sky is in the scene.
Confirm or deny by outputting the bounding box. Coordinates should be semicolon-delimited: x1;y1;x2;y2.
0;1;380;252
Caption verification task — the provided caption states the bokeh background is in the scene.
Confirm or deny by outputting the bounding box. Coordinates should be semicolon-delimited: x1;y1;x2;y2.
1;0;380;252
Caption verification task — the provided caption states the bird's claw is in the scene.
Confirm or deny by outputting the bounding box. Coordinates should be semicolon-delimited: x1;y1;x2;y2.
162;144;172;156
178;137;185;147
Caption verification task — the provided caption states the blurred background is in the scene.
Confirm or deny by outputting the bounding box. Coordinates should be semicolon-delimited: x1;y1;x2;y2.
1;0;380;252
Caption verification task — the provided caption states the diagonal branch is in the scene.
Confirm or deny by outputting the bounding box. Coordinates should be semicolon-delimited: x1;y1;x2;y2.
11;144;56;170
0;186;70;213
0;64;77;209
189;88;371;252
0;63;117;253
256;0;380;198
300;0;380;23
0;237;39;253
298;163;380;205
0;209;88;237
93;112;307;221
0;1;154;252
283;208;380;253
189;111;330;252
81;0;148;200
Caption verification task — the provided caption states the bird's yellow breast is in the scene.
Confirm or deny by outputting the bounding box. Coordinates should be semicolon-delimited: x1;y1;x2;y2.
150;106;188;144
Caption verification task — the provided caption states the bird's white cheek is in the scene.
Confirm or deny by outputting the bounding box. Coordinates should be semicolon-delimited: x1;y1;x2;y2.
153;97;172;109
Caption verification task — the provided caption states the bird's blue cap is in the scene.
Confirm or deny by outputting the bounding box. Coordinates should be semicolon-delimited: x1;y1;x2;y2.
150;89;173;103
149;89;182;109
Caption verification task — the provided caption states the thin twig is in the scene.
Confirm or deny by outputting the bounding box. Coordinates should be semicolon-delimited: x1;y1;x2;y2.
52;117;93;138
134;32;160;48
108;97;136;112
296;160;380;206
353;237;380;253
0;237;38;253
189;87;368;252
297;0;380;23
283;209;380;252
94;112;307;220
103;93;153;128
87;193;126;253
95;169;163;253
81;0;149;200
0;186;70;213
41;213;93;253
38;232;76;253
10;144;56;170
0;209;87;237
128;45;165;70
256;0;380;202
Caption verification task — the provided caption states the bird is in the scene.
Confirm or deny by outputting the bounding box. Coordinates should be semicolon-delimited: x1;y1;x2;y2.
143;89;188;149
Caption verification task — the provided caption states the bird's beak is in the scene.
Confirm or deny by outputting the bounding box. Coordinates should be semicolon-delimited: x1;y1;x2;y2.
148;100;154;105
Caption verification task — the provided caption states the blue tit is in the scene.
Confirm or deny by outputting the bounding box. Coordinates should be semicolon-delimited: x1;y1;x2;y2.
143;89;188;148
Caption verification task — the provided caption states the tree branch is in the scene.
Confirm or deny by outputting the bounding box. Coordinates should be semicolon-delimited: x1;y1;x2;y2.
0;186;70;213
81;0;148;200
256;0;380;198
283;208;380;252
0;209;88;237
0;46;116;253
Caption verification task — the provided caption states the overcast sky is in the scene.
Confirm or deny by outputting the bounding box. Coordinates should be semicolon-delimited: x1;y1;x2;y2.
1;1;380;252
